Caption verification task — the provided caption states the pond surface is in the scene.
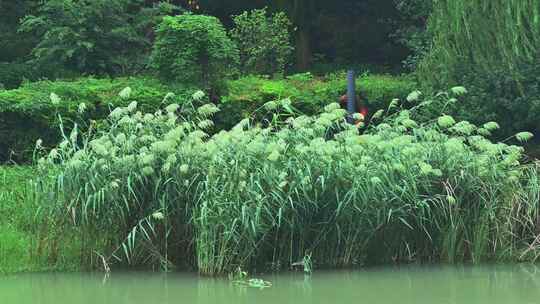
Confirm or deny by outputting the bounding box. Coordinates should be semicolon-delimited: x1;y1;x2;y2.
2;265;540;304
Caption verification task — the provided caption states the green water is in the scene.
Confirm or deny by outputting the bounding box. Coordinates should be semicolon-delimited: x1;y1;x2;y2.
2;265;540;304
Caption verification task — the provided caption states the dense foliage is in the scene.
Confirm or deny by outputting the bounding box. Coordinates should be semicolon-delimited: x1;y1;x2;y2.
19;0;180;75
230;8;294;76
0;0;429;76
29;90;539;274
151;14;239;91
193;0;410;70
0;0;422;85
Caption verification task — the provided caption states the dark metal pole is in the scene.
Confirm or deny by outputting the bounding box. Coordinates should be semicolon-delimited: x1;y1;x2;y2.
346;70;356;124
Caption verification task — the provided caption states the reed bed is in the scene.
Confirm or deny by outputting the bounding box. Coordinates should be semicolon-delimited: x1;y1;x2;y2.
32;89;540;275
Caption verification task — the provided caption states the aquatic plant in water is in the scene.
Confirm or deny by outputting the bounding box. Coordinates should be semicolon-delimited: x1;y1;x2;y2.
32;87;539;275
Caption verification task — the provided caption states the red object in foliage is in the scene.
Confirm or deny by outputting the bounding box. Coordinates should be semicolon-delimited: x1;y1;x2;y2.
339;94;368;119
359;106;368;118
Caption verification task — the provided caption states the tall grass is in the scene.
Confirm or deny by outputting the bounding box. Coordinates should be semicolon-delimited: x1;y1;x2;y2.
31;89;540;275
0;166;33;273
0;166;82;273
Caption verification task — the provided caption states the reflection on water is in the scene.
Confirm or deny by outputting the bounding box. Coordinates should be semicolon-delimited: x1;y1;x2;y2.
2;265;540;304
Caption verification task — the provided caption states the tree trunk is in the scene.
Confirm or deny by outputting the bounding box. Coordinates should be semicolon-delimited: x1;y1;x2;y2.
296;27;311;71
271;0;313;70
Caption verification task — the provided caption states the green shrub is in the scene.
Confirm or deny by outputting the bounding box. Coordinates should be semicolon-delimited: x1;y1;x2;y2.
0;77;198;162
151;14;239;91
32;90;538;274
230;7;294;76
216;73;416;129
